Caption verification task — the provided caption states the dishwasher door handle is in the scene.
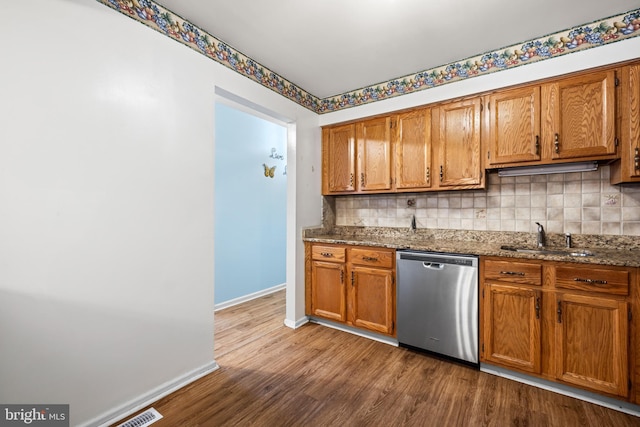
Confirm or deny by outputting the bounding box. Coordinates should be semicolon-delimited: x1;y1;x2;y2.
423;262;445;269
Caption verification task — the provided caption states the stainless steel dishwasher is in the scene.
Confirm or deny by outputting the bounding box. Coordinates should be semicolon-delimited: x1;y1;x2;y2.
396;250;479;366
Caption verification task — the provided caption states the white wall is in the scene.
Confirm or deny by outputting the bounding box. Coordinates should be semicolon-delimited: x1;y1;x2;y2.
0;1;320;426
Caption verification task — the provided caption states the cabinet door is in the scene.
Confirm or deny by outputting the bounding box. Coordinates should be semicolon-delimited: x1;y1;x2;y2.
555;293;628;397
613;64;640;182
434;98;482;188
395;109;432;190
349;266;395;335
311;261;347;322
488;86;541;165
628;64;640;179
356;117;392;192
356;117;391;192
545;70;616;160
484;283;541;374
322;124;356;194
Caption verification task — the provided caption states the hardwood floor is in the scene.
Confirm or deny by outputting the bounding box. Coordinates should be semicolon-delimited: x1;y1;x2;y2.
116;290;640;426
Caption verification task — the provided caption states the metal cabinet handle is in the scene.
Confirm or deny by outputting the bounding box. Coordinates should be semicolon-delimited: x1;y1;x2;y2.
426;167;430;183
320;252;333;258
557;301;562;323
535;135;540;155
573;277;608;285
362;256;378;262
499;271;525;276
351;271;355;287
439;165;443;182
340;269;344;284
635;147;639;171
554;133;560;153
350;173;354;186
535;296;540;319
360;173;365;186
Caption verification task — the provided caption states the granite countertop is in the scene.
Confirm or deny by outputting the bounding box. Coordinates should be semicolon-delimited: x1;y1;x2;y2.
303;227;640;268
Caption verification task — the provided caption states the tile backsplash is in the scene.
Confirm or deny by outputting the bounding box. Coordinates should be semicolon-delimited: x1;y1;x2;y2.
334;165;640;236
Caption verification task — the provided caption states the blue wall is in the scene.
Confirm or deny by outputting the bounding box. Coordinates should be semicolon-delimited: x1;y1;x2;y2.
214;103;287;305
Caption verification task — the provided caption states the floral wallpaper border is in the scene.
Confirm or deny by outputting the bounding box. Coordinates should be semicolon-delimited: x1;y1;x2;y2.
97;1;640;114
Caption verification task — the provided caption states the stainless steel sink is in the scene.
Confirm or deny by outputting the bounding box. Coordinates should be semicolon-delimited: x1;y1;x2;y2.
500;245;595;257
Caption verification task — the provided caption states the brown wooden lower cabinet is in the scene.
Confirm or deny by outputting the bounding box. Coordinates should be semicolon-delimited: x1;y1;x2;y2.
481;256;636;401
484;283;541;374
351;265;395;335
310;260;346;322
555;293;629;397
306;243;396;337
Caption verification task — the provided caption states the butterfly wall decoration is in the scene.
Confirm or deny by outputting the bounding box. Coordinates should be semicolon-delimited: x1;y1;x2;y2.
262;163;276;178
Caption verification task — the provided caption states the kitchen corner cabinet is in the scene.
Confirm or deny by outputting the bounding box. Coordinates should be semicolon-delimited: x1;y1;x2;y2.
433;98;483;189
306;243;396;337
611;63;640;184
481;257;635;400
395;108;433;191
321;117;392;195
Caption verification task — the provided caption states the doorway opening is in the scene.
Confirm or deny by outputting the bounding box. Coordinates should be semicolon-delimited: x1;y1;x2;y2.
213;91;292;357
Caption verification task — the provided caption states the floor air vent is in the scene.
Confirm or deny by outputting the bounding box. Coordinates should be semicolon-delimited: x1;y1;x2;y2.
117;408;163;427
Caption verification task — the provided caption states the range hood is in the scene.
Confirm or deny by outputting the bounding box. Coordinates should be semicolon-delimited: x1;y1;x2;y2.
497;161;598;177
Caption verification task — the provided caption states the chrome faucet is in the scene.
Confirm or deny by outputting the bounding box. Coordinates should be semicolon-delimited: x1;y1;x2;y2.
535;222;545;248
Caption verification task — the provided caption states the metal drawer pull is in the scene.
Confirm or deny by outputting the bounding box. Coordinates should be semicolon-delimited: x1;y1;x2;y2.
554;133;560;153
635;147;639;170
320;252;334;258
535;296;540;319
573;277;607;285
500;271;525;276
362;256;378;262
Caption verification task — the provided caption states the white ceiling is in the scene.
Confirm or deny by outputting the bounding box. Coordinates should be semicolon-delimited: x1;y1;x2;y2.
157;0;640;99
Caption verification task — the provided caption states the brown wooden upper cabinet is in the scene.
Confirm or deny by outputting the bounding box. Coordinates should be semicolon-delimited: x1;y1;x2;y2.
356;117;393;192
611;63;640;184
487;85;542;165
323;60;640;191
394;108;432;191
487;69;618;168
433;97;483;188
322;123;356;193
544;70;617;161
322;117;392;195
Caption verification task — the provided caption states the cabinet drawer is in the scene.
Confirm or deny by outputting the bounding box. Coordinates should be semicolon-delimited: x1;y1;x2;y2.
484;259;542;285
311;245;346;262
349;247;394;268
555;265;630;296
